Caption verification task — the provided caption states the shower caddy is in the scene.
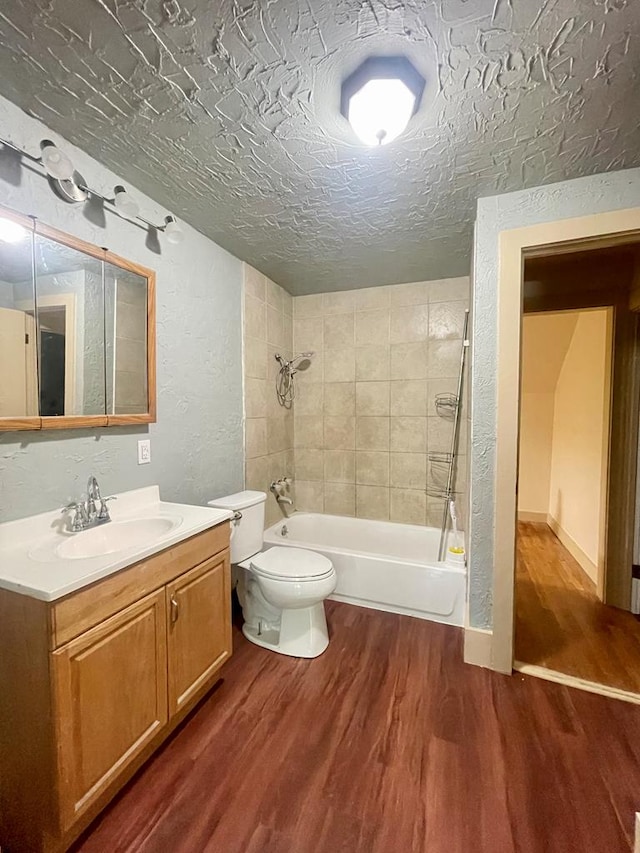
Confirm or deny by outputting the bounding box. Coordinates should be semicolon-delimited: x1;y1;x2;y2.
427;309;470;562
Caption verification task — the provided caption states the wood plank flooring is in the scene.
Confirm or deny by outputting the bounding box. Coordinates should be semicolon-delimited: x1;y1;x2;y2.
516;521;640;693
73;600;640;853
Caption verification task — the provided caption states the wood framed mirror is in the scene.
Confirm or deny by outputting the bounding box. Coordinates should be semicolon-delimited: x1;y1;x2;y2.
0;206;155;431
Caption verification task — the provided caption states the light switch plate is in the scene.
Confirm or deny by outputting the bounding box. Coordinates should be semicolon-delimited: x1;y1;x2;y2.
138;439;151;465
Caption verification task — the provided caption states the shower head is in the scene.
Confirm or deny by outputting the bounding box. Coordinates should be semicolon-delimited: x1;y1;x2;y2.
290;351;315;371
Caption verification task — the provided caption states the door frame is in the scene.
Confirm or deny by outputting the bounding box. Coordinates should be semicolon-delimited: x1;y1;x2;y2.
491;207;640;674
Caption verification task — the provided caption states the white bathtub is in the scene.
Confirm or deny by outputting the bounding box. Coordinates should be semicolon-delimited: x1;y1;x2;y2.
263;513;466;626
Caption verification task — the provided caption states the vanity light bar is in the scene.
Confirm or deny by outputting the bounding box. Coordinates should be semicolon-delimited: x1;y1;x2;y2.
0;137;184;244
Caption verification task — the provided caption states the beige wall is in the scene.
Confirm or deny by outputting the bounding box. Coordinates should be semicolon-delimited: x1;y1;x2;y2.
518;308;611;581
242;263;294;528
548;309;610;577
292;277;469;524
518;312;578;515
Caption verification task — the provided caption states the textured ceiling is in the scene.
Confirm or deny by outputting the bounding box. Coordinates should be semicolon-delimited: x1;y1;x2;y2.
0;0;638;294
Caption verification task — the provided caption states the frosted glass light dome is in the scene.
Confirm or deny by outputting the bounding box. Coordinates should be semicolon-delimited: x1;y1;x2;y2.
341;56;425;148
347;78;417;146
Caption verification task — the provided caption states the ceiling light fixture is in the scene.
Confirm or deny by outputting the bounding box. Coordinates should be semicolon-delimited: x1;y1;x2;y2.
0;217;28;243
0;137;184;247
341;56;425;147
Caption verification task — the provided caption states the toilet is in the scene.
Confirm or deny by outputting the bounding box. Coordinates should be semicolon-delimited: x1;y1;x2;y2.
208;490;336;658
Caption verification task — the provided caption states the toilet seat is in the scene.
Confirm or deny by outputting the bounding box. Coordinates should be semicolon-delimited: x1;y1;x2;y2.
249;546;334;582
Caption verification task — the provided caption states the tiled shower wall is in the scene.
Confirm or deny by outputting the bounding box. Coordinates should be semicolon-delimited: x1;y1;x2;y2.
242;263;294;528
292;277;469;526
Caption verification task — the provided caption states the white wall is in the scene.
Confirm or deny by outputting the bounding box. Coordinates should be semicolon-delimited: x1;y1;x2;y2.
548;310;610;578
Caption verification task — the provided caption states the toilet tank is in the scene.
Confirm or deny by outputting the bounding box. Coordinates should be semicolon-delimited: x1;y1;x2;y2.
207;490;266;562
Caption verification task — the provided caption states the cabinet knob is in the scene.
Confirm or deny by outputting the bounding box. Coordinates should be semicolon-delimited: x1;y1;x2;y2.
170;594;179;624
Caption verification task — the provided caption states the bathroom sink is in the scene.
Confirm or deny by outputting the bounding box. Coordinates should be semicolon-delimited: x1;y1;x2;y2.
56;517;177;560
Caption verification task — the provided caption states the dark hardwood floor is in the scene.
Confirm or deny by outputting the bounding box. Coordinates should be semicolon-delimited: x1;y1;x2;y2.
516;521;640;693
74;600;640;853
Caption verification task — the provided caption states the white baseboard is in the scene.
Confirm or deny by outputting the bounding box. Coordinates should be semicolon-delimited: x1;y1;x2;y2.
547;514;598;583
463;625;493;668
517;510;548;523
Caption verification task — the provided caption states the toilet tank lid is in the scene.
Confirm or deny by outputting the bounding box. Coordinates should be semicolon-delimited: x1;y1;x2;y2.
207;490;267;511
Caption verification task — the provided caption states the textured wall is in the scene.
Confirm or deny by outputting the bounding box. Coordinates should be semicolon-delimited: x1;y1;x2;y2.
469;166;640;629
0;1;638;293
242;263;295;528
0;94;244;522
292;279;469;525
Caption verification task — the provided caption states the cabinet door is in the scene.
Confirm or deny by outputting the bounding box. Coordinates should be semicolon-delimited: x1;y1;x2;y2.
166;552;231;715
52;589;167;829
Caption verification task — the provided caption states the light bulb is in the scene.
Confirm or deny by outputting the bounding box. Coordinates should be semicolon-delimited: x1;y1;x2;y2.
347;78;417;146
113;185;140;218
164;215;184;245
40;140;74;180
0;217;28;243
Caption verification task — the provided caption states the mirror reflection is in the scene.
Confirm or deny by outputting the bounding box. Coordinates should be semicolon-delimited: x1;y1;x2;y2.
0;213;151;424
0;221;37;418
34;234;105;417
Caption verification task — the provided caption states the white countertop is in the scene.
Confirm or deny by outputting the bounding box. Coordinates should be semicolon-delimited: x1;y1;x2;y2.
0;486;232;602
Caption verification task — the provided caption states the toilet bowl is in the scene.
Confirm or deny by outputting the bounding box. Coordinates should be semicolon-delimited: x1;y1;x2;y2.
208;491;336;658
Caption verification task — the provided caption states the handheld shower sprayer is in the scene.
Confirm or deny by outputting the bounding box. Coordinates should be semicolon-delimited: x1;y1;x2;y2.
275;351;315;407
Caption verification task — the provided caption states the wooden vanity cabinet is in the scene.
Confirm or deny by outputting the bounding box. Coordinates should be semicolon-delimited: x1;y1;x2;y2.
0;522;231;853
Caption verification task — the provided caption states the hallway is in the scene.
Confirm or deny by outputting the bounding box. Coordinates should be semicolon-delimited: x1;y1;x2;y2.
516;521;640;694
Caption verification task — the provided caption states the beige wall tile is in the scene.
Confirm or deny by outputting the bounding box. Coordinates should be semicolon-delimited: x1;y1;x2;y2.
296;480;324;512
324;314;355;349
265;277;283;311
390;304;429;343
390;281;430;307
324;450;355;483
244;336;267;379
390;342;428;380
265;497;282;530
268;451;292;484
246;418;267;459
391;380;427;416
356;381;390;416
390;452;427;489
428;301;467;341
294;415;323;449
244;264;266;301
295;448;324;481
294;293;323;317
428;340;461;379
282;289;293;316
294;316;323;352
323;290;356;315
324;483;355;516
355;309;390;346
355;286;390;311
245;378;267;418
427;498;447;527
428;276;469;303
427;415;455;451
267;415;289;453
267;305;284;347
390;488;427;525
296;382;324;416
390;417;427;453
356;451;389;486
324;382;355;416
356;346;390;381
323;348;355;382
324;416;355;450
356;485;389;521
356;416;389;451
244;295;266;341
282;313;293;351
245;455;269;492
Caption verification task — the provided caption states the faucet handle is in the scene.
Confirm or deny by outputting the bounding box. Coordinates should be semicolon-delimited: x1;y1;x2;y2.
61;502;84;532
97;495;116;521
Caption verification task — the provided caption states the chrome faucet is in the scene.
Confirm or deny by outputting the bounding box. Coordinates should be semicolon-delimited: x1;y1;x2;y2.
61;475;116;533
270;477;294;519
